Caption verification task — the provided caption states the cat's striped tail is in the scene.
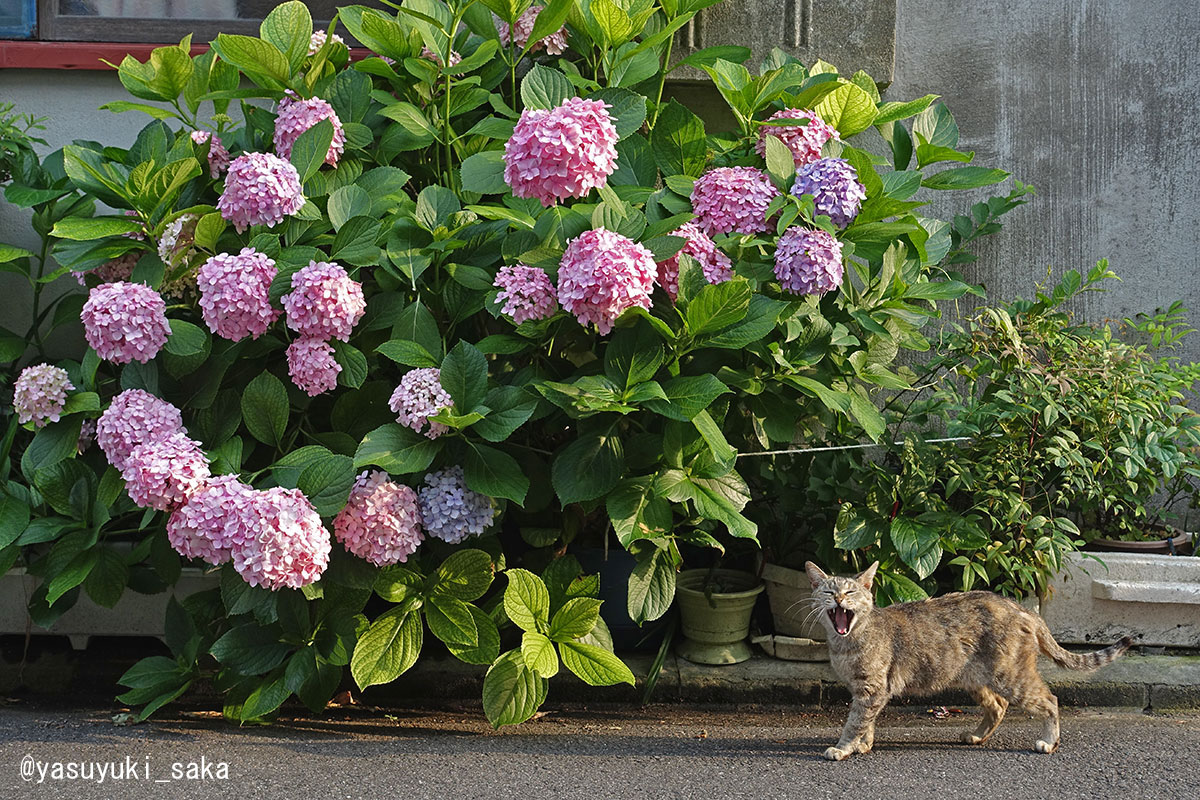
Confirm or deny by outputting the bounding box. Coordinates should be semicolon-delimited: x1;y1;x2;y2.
1036;622;1133;670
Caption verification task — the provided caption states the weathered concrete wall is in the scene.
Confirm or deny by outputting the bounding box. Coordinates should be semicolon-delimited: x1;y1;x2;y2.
889;0;1200;347
0;70;148;356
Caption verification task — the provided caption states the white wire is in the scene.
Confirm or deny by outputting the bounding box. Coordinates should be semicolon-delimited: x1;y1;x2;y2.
736;436;976;458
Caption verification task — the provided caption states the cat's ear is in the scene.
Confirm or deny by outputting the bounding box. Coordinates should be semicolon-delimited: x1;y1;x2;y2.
805;561;828;588
855;561;880;590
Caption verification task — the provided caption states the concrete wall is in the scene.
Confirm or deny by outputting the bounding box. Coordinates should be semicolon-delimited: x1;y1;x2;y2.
889;0;1200;344
2;0;1199;359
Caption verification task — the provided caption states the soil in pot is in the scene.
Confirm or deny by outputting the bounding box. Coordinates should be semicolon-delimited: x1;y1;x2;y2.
1085;527;1194;556
675;569;764;665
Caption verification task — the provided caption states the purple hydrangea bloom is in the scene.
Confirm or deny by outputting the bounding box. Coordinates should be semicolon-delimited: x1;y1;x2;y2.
417;466;496;544
389;368;452;439
13;364;73;428
774;227;845;296
790;157;867;228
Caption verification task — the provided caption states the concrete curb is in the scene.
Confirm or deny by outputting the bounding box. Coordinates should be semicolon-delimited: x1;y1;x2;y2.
363;651;1200;711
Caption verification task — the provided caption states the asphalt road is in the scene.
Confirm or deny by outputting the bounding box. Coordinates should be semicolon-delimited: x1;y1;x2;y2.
1;701;1197;800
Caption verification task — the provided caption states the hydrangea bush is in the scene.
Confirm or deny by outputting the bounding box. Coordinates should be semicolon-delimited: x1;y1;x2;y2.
0;0;1028;726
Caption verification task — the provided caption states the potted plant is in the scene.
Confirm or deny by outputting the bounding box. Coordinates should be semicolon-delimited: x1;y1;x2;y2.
674;566;764;665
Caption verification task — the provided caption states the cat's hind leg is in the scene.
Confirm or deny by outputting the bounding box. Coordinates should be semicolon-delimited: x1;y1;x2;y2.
1012;679;1060;753
961;688;1008;745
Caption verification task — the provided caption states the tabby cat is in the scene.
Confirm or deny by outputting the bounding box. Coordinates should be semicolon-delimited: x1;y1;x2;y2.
805;561;1132;760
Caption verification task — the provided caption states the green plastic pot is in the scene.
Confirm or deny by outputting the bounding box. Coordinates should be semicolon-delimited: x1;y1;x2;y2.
675;569;765;665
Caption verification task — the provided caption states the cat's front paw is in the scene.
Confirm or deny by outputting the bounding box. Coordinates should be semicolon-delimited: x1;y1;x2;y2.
961;732;985;745
822;746;850;761
1033;739;1058;754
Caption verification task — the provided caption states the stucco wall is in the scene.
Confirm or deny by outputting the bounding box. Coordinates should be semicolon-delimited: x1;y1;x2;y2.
888;0;1200;340
2;0;1199;359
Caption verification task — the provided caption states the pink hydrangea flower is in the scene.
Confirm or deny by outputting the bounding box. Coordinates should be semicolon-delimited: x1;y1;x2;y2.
420;46;462;68
755;108;839;167
655;221;733;301
389;368;451;439
231;487;332;590
273;97;346;168
287;337;342;396
280;260;365;342
774;227;845;296
81;281;170;364
96;389;184;472
333;470;424;566
166;475;258;565
557;228;657;335
121;432;211;512
496;5;568;55
308;29;345;56
72;252;139;286
418;466;495;544
216;152;305;233
13;364;73;428
503;98;619;206
191;130;231;178
690;167;780;237
494;264;558;324
196;248;280;342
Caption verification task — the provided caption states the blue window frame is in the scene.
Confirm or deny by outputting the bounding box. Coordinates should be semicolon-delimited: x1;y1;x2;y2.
0;0;36;39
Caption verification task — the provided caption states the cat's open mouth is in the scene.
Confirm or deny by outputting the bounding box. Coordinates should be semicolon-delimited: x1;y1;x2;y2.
829;606;854;636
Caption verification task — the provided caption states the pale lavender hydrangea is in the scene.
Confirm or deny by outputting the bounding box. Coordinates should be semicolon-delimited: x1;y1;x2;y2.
13;364;73;428
216;152;305;233
494;264;558;324
77;419;95;454
231;487;332;590
196;248;280;342
191;131;231;179
273;97;346;167
96;389;184;472
791;157;867;228
287;337;342;396
121;432;211;511
417;466;495;544
280;260;365;342
157;213;197;268
774;227;845;296
166;474;257;565
123;209;146;241
81;281;170;364
308;29;345;56
557;228;656;335
504;98;619;206
755;108;839;167
389;368;451;439
655;221;733;301
496;5;568;54
333;470;424;566
690;167;780;237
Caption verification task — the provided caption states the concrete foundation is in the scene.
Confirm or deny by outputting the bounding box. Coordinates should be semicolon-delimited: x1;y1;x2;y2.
1042;551;1200;648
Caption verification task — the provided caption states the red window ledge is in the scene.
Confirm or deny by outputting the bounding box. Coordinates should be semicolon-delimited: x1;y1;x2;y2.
0;41;210;70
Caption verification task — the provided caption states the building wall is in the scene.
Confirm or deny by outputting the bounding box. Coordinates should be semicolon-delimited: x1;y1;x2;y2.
2;0;1199;358
888;0;1200;340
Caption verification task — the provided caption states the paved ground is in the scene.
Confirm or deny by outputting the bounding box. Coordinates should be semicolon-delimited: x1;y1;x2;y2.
1;701;1197;799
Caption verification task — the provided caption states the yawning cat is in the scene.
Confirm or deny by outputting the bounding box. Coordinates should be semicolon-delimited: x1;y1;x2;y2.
805;561;1132;760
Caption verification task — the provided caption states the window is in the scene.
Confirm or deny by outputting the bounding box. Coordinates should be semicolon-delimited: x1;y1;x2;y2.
41;0;343;41
0;1;36;38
